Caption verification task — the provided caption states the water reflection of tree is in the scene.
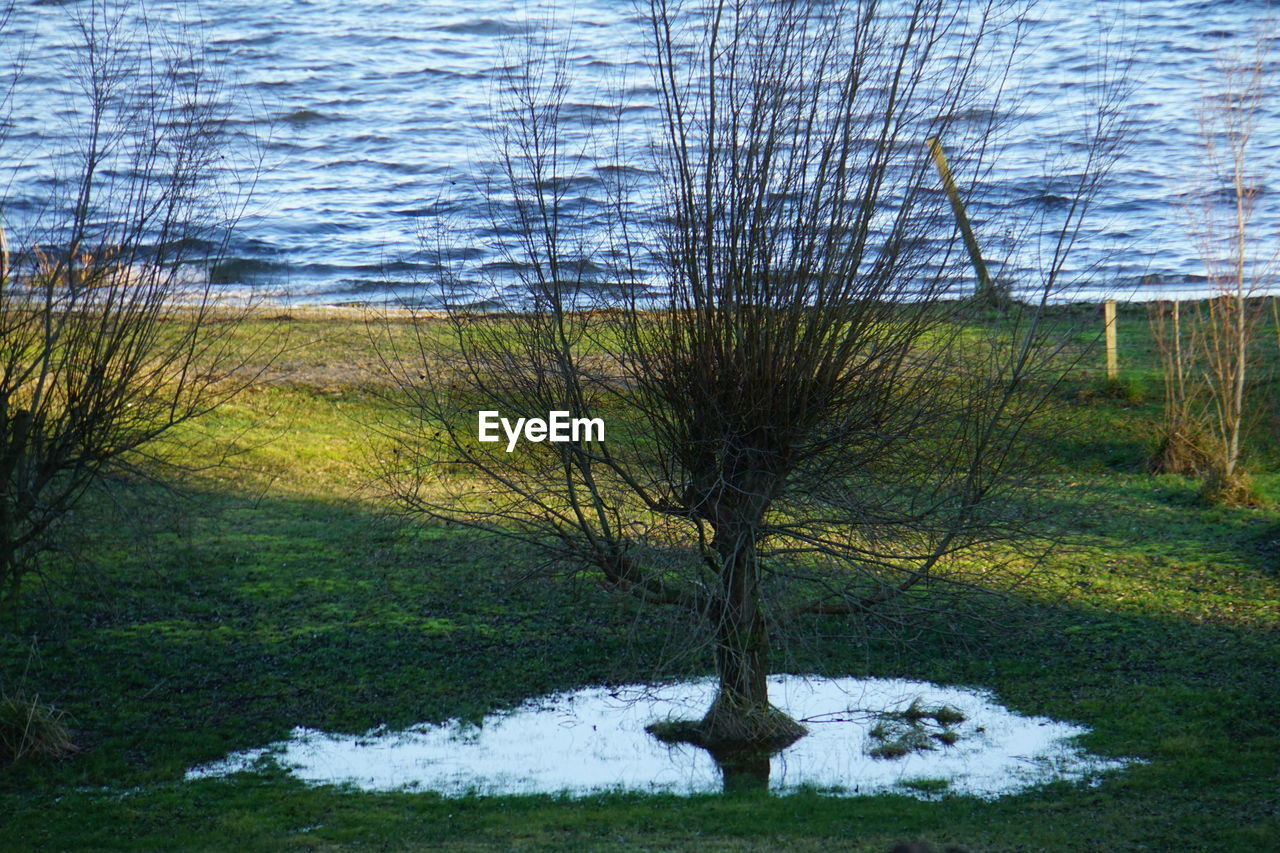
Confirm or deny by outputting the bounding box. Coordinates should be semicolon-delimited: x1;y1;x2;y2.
709;744;773;793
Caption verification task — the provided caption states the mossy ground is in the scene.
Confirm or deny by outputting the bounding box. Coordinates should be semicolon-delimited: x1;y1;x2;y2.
0;303;1277;852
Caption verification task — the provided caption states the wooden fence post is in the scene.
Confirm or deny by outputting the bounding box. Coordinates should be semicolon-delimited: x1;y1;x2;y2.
1104;299;1118;381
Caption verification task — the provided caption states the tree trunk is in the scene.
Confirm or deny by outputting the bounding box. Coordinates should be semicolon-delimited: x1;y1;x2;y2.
699;527;806;750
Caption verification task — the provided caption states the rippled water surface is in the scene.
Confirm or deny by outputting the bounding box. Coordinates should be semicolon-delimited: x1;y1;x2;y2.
187;675;1137;798
4;0;1279;304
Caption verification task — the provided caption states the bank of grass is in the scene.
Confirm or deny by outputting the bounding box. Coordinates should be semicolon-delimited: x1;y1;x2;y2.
0;303;1277;852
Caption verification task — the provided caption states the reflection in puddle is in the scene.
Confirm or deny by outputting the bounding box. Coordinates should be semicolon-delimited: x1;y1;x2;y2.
187;676;1136;798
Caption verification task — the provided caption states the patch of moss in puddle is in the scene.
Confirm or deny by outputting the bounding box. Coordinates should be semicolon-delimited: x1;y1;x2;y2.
867;698;967;760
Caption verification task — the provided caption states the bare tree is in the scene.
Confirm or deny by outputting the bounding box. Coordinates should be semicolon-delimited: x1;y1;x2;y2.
1187;24;1279;504
0;1;265;606
376;0;1125;768
1150;23;1277;503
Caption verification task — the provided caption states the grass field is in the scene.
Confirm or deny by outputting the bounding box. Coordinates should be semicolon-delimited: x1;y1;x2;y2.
0;304;1277;852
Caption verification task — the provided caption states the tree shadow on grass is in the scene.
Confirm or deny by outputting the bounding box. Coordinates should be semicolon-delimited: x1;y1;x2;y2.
1023;472;1280;584
0;478;678;789
0;473;1274;837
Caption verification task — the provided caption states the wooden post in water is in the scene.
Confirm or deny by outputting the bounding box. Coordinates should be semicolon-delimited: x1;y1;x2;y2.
1104;299;1118;381
926;137;996;305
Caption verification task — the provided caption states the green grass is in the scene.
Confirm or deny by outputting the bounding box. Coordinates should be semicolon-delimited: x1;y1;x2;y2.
0;304;1278;852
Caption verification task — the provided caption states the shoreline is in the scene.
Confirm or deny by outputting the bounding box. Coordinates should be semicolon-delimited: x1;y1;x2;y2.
208;292;1280;322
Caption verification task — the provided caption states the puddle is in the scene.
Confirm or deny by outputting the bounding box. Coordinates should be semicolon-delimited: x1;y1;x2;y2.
187;675;1136;798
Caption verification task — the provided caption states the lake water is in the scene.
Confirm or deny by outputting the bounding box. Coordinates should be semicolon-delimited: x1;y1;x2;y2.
3;0;1279;305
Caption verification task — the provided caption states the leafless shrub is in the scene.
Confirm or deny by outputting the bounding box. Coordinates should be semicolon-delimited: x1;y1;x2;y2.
1148;299;1207;475
0;0;269;606
1151;22;1277;503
